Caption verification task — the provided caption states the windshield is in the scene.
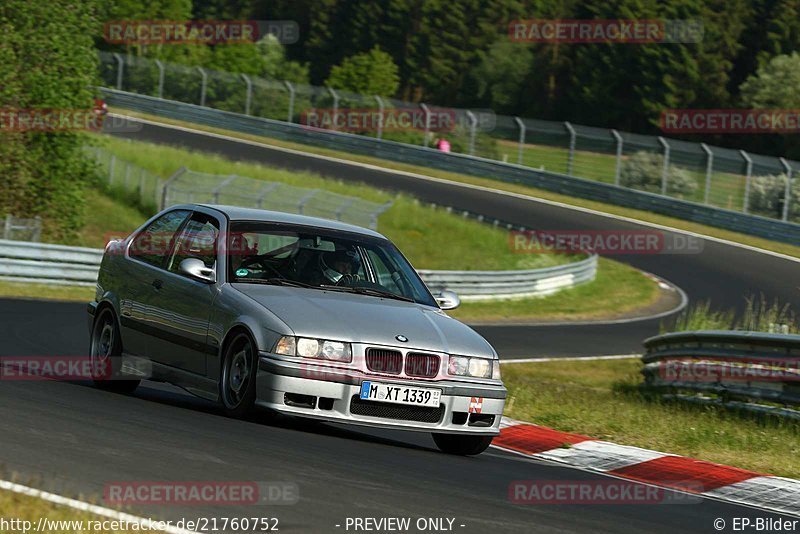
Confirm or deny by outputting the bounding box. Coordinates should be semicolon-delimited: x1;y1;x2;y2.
226;221;437;307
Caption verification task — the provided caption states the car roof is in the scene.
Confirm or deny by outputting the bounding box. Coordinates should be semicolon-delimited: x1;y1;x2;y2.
188;204;386;239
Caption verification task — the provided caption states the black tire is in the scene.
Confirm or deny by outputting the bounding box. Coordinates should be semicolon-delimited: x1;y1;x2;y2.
89;308;140;394
432;433;494;455
220;332;258;418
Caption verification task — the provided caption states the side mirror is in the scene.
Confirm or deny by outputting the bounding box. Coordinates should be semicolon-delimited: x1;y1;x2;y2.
435;289;460;310
179;258;216;284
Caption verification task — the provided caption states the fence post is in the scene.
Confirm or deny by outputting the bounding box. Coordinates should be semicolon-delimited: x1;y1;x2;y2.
3;214;11;240
212;174;238;203
196;67;207;107
155;60;165;99
113;53;124;90
256;182;280;208
138;168;145;201
466;110;477;156
32;216;42;242
564;121;576;175
780;157;793;222
658;137;670;195
241;74;252;115
514;117;525;165
420;103;431;147
108;155;116;185
297;189;319;214
741;150;753;213
161;167;187;210
124;162;131;190
611;129;623;186
374;96;385;140
327;87;339;130
335;199;354;221
284;81;295;123
701;143;713;204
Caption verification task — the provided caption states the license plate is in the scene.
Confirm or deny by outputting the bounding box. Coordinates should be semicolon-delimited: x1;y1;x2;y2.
359;381;441;408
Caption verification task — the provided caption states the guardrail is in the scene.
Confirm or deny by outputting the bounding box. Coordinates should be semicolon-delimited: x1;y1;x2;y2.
0;239;596;299
642;330;800;420
100;88;800;246
419;254;597;301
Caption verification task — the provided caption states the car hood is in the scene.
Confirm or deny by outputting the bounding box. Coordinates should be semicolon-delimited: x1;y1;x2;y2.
234;284;496;358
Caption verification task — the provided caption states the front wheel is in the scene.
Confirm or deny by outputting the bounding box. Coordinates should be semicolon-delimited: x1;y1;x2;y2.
432;433;494;456
89;308;140;394
220;332;258;418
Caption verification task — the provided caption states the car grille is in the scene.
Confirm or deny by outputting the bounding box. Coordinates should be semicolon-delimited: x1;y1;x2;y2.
365;348;403;374
349;395;445;423
404;353;440;378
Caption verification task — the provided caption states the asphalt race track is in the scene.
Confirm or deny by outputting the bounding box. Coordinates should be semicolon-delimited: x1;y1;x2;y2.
112;119;800;357
1;298;794;533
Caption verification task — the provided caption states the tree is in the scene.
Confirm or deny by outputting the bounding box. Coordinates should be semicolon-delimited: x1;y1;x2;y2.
0;0;100;241
325;46;400;96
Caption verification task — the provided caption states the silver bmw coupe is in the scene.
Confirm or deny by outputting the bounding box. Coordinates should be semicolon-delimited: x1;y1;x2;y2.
88;204;506;455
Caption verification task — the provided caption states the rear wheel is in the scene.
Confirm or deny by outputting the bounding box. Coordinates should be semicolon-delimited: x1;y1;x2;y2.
220;332;258;418
89;308;140;394
432;433;493;455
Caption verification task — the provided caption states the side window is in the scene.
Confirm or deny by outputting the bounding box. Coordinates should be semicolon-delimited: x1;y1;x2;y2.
129;210;191;268
168;213;220;274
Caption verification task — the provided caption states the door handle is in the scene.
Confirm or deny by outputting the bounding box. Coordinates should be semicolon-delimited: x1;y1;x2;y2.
152;279;163;290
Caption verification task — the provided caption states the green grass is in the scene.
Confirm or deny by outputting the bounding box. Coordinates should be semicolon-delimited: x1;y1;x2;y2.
450;258;659;322
113;108;800;259
94;136;580;272
502;358;800;478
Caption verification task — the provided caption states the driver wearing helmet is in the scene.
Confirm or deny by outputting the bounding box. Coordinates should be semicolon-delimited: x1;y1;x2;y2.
318;248;361;284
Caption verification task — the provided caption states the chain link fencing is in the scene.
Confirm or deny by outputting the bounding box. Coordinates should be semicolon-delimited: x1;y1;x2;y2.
98;52;799;224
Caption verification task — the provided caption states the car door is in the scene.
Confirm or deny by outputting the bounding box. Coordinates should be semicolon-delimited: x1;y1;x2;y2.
145;210;221;375
120;209;192;358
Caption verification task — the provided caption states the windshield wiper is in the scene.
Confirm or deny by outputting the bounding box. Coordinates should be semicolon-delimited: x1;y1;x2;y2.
320;285;414;302
235;277;315;289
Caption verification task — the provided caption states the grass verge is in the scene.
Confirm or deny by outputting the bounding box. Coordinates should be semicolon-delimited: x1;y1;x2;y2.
450;257;660;322
113;108;800;259
502;358;800;478
0;488;152;533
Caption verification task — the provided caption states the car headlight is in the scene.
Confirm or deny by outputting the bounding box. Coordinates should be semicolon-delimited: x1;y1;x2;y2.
448;355;495;379
274;336;352;363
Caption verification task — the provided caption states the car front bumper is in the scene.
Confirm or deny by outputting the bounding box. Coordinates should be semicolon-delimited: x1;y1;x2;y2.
256;354;506;435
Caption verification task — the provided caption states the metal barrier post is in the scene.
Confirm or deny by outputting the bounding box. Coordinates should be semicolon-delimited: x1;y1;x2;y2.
284;81;295;123
701;143;713;204
197;67;207;107
242;74;252;115
781;157;793;222
297;189;319;214
741;150;753;213
564;121;576;175
335;199;354;221
611;129;623;185
466;110;477;156
514;117;525;165
212;175;238;203
420;103;431;147
658;137;670;195
3;215;10;240
155;60;165;99
327;88;339;130
374;96;385;140
108;155;116;185
256;183;280;208
161;167;187;210
113;53;124;90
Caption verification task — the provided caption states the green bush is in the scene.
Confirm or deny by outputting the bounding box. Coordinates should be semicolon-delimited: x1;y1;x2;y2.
747;174;800;221
620;151;698;198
